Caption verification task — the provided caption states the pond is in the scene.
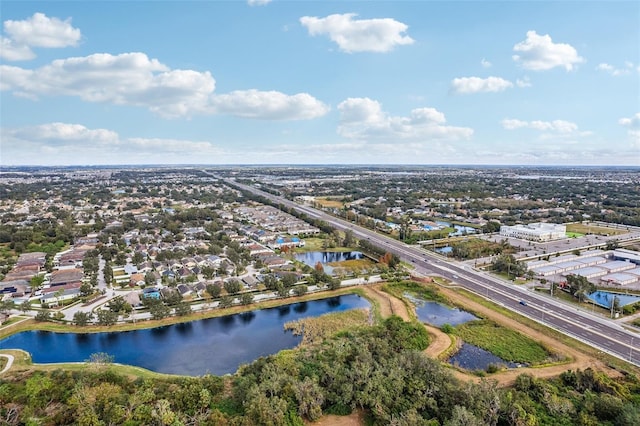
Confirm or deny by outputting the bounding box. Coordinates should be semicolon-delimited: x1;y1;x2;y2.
587;290;640;309
295;251;364;274
0;294;370;376
405;294;478;326
295;251;364;266
449;343;521;371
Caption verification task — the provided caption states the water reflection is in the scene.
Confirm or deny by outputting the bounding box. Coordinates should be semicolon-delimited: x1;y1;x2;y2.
326;296;340;308
449;343;520;370
293;301;308;314
277;305;291;317
176;322;194;336
295;251;364;267
239;311;256;324
405;294;477;326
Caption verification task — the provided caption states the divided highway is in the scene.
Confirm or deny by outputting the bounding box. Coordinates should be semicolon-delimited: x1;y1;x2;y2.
223;176;640;367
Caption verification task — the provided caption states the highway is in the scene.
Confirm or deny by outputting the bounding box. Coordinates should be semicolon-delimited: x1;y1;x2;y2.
222;176;640;367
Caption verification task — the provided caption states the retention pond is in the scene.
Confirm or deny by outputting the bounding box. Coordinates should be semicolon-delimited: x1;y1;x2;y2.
0;294;370;376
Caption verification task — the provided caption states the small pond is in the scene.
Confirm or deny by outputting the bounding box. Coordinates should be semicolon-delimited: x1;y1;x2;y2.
0;294;370;376
405;294;478;326
295;251;364;266
295;251;364;274
587;291;640;309
449;343;521;371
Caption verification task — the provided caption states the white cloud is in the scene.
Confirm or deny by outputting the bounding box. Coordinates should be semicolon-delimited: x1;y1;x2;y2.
247;0;272;5
513;30;584;71
0;36;35;61
597;62;636;76
337;97;473;141
501;118;585;134
0;52;329;120
451;76;513;94
4;12;81;48
300;13;414;53
7;122;118;143
1;123;223;165
481;58;492;68
619;113;640;148
619;113;640;128
516;76;532;88
209;89;329;120
0;13;81;61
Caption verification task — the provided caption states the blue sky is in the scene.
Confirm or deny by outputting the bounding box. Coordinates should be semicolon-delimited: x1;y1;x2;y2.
1;1;638;166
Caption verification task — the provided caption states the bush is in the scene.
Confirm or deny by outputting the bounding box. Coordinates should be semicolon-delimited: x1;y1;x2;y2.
441;323;455;334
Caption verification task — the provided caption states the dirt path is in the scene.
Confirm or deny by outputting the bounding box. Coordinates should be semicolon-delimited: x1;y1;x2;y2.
423;324;453;359
363;284;411;321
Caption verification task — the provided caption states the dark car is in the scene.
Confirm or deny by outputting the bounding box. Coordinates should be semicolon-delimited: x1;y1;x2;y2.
519;300;527;306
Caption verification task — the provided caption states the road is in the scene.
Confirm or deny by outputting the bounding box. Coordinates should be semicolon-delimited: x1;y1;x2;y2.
223;176;640;367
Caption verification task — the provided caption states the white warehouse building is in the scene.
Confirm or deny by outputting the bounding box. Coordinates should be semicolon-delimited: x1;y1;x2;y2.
500;223;566;242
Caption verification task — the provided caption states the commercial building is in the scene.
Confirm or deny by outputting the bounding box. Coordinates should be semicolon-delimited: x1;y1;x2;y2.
500;223;566;242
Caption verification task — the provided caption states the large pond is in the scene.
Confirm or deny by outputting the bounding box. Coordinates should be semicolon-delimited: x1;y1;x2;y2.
406;294;478;326
449;343;521;371
0;294;370;376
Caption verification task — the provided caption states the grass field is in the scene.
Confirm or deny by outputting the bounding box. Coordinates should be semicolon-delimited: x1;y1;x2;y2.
455;319;551;364
327;258;376;273
566;223;627;236
566;232;585;238
315;197;345;208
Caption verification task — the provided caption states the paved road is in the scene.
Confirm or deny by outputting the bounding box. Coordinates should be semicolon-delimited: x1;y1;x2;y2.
224;176;640;367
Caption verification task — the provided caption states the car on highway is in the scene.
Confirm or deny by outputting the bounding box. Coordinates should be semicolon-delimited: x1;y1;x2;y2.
519;300;527;306
452;275;458;279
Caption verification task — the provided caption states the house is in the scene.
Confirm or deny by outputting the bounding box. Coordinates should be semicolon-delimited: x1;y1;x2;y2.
124;291;142;307
142;287;161;300
0;280;31;297
242;275;259;288
41;287;81;306
160;287;179;299
49;269;84;287
177;284;193;297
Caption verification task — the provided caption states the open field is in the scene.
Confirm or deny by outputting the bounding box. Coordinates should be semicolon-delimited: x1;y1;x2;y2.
566;223;627;236
315;197;345;208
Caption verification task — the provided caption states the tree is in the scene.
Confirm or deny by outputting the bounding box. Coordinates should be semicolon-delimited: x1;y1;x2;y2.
73;311;93;326
132;252;145;266
174;301;192;316
343;229;355;248
262;275;279;291
103;263;113;286
35;310;52;322
293;285;308;297
20;299;32;314
276;283;290;298
206;283;221;298
218;295;233;308
240;293;254;305
224;279;242;295
201;266;215;280
96;309;118;326
0;299;15;315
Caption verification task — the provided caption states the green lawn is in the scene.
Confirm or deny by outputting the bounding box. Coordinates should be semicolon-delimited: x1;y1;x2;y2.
455;319;551;364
